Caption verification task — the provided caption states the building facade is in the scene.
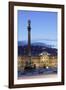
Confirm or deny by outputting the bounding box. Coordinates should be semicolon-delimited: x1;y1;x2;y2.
18;52;57;71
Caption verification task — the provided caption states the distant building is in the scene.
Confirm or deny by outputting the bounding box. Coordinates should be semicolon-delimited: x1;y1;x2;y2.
18;52;57;71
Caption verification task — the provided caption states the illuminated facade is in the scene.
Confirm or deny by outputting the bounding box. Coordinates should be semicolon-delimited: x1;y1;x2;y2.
18;52;57;71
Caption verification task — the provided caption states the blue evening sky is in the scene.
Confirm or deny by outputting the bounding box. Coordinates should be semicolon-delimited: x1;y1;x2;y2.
18;10;57;48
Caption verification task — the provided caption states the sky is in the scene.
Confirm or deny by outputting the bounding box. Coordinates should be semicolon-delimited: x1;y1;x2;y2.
18;10;57;48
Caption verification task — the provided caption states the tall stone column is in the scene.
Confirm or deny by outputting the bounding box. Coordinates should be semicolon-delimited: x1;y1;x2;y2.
27;20;31;65
24;20;36;70
28;20;31;56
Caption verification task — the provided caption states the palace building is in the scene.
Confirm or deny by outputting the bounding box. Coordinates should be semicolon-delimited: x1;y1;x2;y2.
18;52;57;71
